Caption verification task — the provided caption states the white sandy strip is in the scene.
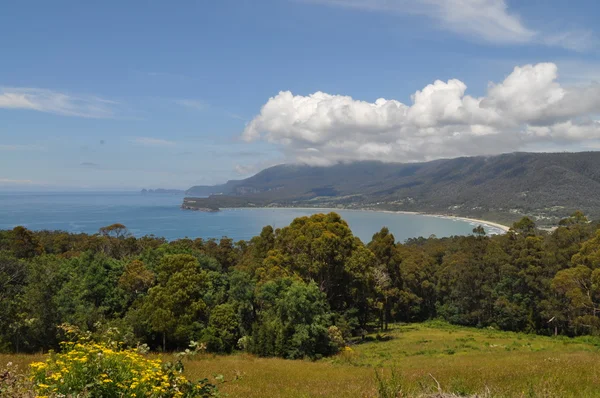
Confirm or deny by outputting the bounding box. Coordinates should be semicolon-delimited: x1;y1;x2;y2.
375;210;510;233
429;215;509;233
243;207;511;234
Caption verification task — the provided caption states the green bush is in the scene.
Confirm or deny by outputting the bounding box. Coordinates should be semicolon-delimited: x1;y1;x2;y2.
249;279;339;359
203;304;240;353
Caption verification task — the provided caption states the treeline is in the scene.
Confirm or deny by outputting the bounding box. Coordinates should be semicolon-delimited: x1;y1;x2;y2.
2;212;600;358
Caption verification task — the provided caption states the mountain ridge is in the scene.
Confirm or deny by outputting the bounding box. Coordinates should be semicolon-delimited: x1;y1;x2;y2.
184;152;600;225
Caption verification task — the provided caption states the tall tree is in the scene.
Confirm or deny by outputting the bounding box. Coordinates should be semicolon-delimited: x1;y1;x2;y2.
140;254;209;350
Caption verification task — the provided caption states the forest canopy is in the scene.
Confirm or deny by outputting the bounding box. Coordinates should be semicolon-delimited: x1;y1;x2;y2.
1;211;600;359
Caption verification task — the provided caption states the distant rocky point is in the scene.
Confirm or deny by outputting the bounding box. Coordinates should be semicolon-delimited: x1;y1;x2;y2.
181;199;220;212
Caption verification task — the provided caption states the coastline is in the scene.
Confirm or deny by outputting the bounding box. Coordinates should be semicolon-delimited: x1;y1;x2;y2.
422;214;510;233
370;209;510;233
217;206;511;234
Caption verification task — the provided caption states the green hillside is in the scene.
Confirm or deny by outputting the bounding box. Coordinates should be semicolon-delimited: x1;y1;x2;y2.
185;152;600;224
188;322;600;397
7;322;600;397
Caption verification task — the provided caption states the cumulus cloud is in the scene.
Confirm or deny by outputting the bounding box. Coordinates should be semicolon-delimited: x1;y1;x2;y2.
0;87;118;118
242;63;600;164
308;0;593;51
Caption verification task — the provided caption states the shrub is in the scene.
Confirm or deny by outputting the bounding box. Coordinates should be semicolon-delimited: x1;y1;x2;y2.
29;340;217;397
237;336;249;351
335;345;359;365
327;326;345;350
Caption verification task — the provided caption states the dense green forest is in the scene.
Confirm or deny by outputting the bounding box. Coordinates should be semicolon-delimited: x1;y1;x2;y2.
2;211;600;359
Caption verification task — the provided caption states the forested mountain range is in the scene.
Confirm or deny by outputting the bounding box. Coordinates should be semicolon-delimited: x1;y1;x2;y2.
185;152;600;225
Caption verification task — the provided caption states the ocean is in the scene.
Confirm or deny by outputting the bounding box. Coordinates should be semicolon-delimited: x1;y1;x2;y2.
0;191;504;243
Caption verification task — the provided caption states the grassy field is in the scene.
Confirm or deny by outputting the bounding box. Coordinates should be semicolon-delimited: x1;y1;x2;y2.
4;322;600;397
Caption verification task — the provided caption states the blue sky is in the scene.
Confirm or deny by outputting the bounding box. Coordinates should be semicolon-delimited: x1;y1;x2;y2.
1;0;599;190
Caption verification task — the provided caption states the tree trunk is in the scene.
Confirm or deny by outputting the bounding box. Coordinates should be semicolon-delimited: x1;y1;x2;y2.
386;297;390;331
384;311;389;331
163;332;166;352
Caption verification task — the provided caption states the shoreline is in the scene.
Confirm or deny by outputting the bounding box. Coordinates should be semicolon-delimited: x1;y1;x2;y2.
424;214;510;233
216;206;511;234
372;209;510;233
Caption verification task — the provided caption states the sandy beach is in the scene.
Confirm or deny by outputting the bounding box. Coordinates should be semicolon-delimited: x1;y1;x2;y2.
427;214;510;233
375;210;510;233
257;206;511;234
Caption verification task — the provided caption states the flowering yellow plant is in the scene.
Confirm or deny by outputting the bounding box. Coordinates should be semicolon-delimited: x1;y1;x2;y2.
29;341;217;398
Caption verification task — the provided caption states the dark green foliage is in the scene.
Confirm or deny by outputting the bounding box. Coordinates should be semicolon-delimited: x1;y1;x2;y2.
203;304;240;353
2;210;600;358
140;254;209;350
0;251;27;351
10;226;42;259
249;279;338;359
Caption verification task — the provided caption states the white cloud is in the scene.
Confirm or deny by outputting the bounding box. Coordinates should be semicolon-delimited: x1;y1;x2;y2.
235;159;284;176
308;0;593;50
243;62;600;164
175;99;207;111
235;164;256;175
545;29;596;53
131;137;177;147
0;87;118;118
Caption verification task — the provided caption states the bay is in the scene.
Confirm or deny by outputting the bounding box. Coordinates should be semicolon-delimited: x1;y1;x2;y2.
0;192;505;243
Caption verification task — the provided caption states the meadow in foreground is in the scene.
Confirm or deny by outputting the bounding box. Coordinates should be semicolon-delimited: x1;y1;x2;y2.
4;322;600;398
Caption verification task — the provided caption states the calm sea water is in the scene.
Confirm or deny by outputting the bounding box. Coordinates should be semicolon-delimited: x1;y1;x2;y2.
0;192;503;243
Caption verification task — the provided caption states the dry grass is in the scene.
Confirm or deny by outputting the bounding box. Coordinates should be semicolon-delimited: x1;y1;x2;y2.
4;323;600;397
0;353;44;370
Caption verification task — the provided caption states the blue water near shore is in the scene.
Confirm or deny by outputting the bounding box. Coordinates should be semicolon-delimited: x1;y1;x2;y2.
0;192;504;243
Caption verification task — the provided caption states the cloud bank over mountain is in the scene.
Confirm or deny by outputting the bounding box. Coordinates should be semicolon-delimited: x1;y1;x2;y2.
242;63;600;165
